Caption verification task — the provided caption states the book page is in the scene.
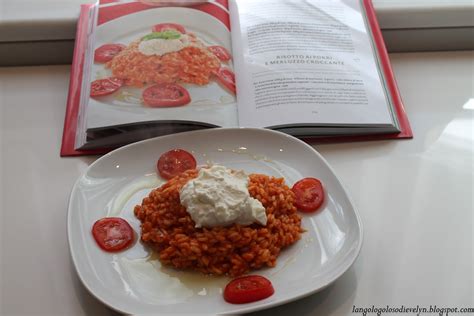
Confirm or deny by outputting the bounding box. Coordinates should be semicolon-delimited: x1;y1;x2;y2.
83;1;238;134
229;0;394;128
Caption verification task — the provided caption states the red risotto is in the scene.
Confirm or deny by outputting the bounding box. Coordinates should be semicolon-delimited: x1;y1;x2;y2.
106;40;220;87
134;169;303;276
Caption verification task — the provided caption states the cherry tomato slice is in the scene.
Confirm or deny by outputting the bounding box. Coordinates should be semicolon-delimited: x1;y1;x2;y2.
94;44;125;63
142;83;191;107
157;149;197;180
208;45;232;62
215;68;236;95
152;23;186;34
90;78;123;97
292;177;325;212
92;217;134;252
224;275;275;304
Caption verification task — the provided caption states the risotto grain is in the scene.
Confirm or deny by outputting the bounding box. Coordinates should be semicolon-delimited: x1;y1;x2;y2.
106;41;220;87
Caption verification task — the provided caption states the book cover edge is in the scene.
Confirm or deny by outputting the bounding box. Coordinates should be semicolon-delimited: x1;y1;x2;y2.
60;4;106;157
363;0;413;139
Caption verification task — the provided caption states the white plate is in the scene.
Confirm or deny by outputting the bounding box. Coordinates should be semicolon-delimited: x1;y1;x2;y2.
68;128;362;315
88;7;238;129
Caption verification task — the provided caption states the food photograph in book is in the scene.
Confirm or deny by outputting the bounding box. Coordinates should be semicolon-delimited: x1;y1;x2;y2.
87;6;237;128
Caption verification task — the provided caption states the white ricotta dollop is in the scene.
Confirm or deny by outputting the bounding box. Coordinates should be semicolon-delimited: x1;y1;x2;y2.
138;34;194;56
179;165;267;228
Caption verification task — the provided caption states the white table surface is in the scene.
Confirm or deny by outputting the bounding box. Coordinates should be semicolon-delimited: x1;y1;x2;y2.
0;51;473;315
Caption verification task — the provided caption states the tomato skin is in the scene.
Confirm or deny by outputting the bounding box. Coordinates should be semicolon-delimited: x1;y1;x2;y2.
90;78;123;97
157;149;197;180
215;68;236;95
94;44;125;63
292;177;325;212
142;83;191;107
208;45;232;62
92;217;134;252
152;23;186;34
224;275;275;304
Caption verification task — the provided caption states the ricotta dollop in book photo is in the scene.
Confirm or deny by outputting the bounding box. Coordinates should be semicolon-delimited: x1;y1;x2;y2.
61;0;412;156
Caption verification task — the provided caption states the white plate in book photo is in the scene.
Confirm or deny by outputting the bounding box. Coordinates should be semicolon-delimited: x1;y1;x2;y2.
88;6;237;130
67;128;362;314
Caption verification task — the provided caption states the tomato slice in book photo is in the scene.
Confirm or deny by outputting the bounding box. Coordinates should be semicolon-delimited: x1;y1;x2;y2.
152;23;186;34
157;149;197;180
208;45;232;62
142;83;191;107
90;78;124;97
215;67;236;95
94;44;126;63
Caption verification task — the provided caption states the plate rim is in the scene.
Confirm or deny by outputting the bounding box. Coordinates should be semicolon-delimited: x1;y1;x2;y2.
67;127;363;314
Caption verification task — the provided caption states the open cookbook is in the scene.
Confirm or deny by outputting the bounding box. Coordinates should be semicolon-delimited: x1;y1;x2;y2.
61;0;412;156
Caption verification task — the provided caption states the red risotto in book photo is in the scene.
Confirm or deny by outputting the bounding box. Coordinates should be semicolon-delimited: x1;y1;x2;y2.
91;22;235;107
